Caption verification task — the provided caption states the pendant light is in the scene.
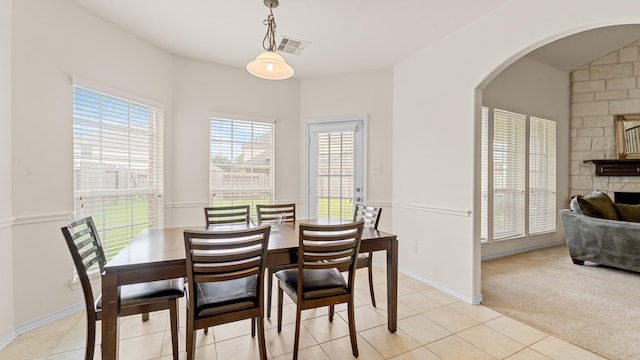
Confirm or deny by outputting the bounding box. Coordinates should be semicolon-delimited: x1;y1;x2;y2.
246;0;294;80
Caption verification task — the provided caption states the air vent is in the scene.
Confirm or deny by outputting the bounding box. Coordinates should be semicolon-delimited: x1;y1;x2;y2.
277;36;311;55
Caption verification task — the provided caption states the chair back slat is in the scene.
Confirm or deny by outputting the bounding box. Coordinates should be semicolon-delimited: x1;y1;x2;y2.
303;238;358;252
204;205;250;226
74;235;96;253
353;204;382;230
184;225;271;314
190;234;263;251
191;249;264;263
192;255;263;273
194;267;261;283
305;249;354;262
78;244;102;264
83;254;103;271
256;203;296;225
74;226;94;240
304;259;352;270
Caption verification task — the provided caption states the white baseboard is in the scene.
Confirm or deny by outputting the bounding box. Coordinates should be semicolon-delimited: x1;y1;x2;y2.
14;303;85;337
370;258;483;304
0;328;17;351
398;267;483;305
481;240;565;261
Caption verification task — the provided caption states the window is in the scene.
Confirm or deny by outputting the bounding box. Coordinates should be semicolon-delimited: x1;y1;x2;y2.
480;107;489;241
481;107;556;242
493;109;527;239
73;85;164;260
209;117;274;214
529;116;556;233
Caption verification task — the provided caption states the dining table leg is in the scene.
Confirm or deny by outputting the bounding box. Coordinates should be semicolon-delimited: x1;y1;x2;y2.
102;271;120;360
386;237;398;332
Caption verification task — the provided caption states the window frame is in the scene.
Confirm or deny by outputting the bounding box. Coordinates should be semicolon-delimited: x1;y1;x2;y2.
72;78;164;262
208;115;275;218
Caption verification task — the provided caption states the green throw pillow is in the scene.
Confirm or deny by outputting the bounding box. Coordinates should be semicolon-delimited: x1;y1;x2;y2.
613;203;640;223
576;191;618;220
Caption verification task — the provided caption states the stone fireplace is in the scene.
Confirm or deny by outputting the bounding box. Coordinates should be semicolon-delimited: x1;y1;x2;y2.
570;40;640;198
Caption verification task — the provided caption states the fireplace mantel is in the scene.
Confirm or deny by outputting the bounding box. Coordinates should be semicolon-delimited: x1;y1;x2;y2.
586;159;640;176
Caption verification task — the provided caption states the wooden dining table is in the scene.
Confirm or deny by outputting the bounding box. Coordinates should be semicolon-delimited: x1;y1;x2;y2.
101;220;398;360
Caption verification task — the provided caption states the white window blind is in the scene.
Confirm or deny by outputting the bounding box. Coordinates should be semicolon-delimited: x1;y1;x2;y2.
529;116;556;233
209;118;274;214
481;107;489;242
72;86;164;261
493;109;526;240
316;131;354;221
481;107;557;243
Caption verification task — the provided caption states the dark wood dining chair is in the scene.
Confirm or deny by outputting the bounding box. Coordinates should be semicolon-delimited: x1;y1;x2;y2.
202;204;252;335
61;217;184;360
256;203;296;318
353;204;382;307
275;221;364;360
204;205;251;226
183;226;271;360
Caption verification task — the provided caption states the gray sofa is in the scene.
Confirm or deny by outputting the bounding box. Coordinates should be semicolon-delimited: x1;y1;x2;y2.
560;209;640;272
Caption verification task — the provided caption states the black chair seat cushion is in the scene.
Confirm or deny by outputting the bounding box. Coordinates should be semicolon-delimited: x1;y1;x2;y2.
97;278;184;309
275;268;347;300
195;275;258;317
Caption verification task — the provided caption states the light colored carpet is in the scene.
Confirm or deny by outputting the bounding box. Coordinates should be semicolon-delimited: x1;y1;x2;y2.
481;244;640;360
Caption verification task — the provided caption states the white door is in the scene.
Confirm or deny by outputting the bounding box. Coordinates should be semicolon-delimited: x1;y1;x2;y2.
307;117;367;220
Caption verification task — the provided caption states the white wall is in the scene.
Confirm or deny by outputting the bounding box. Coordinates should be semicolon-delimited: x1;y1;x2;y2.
0;0;14;341
169;57;301;226
482;56;570;258
300;68;394;228
11;0;174;325
393;0;640;303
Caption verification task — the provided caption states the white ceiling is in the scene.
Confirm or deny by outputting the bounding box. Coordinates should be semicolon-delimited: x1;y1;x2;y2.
527;25;640;72
72;0;640;78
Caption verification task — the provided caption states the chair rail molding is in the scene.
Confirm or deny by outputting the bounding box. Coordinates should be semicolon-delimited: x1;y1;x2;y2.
166;200;306;208
12;212;72;226
392;202;472;217
274;198;304;205
165;201;208;209
0;216;15;229
365;200;392;208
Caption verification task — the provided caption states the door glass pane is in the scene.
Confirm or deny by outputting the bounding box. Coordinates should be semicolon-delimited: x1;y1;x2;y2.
316;131;354;221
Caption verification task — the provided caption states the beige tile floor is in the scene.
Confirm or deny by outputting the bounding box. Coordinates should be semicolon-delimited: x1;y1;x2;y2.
0;267;605;360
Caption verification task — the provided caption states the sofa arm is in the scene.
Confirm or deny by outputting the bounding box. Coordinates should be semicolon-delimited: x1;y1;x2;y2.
559;209;640;272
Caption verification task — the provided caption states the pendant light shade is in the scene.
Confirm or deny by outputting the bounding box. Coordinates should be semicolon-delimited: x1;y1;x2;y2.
247;0;294;80
247;50;294;80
